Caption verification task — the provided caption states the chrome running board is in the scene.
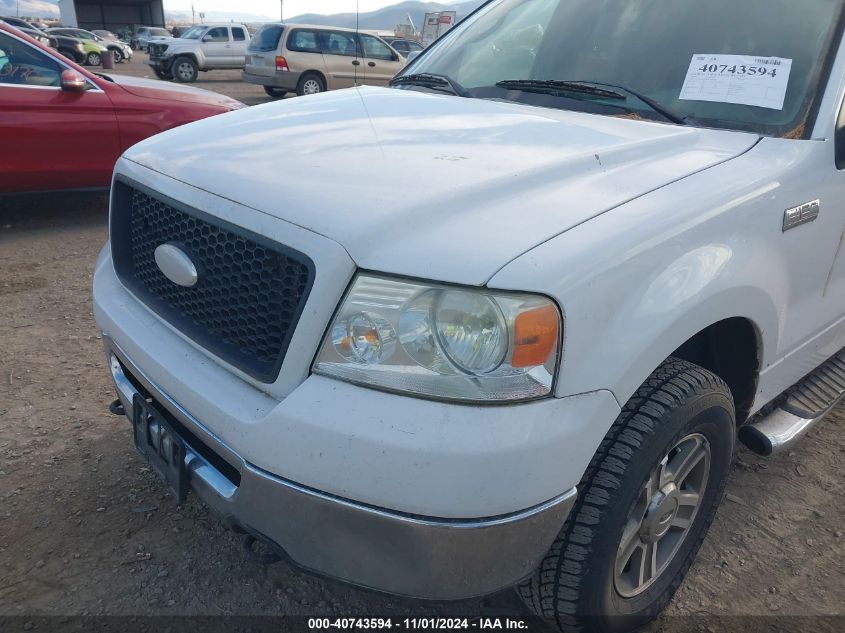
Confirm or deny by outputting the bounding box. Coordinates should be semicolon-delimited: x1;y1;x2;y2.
740;348;845;456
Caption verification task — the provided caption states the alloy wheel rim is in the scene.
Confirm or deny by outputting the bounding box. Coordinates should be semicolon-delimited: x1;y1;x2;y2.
177;63;194;80
89;53;100;65
614;433;710;598
303;79;321;94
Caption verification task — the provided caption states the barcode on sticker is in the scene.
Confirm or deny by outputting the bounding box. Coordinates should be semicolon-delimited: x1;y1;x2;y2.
755;58;781;66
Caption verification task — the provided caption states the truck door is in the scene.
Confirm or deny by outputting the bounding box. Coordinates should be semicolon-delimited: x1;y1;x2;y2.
230;26;248;67
202;27;231;66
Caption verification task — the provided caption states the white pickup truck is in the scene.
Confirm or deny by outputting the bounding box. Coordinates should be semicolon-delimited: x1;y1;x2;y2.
147;23;250;82
94;0;845;630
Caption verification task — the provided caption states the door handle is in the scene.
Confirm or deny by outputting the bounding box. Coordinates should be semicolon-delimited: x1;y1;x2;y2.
368;62;376;67
352;60;360;66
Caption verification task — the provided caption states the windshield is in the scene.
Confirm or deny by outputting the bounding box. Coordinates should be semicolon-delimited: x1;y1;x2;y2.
179;26;205;39
408;0;845;137
248;24;284;51
149;28;170;38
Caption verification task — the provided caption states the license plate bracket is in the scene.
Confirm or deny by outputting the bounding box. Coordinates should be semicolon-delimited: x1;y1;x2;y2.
132;395;188;502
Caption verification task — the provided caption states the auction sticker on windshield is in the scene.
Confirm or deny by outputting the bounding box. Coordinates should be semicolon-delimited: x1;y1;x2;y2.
679;54;792;110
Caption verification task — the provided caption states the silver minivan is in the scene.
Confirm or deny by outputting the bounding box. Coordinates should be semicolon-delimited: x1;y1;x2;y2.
243;23;405;98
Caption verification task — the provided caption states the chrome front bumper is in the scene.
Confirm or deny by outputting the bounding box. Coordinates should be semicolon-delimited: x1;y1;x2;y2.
105;337;576;600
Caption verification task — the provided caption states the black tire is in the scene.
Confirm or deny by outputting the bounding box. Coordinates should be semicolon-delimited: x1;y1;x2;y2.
85;51;101;66
263;86;287;99
154;68;172;81
296;72;325;96
112;48;123;63
172;57;198;83
519;358;735;633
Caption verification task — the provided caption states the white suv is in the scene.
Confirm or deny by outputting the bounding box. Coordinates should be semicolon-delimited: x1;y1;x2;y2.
94;0;845;630
147;23;250;82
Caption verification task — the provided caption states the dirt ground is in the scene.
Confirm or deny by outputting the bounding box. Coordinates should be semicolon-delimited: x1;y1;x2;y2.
0;55;843;630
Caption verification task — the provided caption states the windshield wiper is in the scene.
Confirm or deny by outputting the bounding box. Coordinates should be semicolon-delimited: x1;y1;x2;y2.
496;79;626;100
390;73;471;98
495;79;695;126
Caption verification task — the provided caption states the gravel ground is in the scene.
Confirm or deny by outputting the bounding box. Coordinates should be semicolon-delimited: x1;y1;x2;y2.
0;54;843;631
105;51;277;106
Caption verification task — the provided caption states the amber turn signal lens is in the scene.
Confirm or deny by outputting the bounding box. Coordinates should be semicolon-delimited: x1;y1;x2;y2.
511;304;560;368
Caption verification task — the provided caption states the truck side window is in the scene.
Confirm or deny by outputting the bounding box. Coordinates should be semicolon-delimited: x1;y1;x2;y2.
232;27;246;42
206;27;229;43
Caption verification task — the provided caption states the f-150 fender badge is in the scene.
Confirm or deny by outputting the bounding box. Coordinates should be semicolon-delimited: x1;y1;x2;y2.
783;199;820;232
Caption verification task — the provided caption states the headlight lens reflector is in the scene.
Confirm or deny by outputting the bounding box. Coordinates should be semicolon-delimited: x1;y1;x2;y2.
332;311;396;364
314;275;561;402
433;290;507;374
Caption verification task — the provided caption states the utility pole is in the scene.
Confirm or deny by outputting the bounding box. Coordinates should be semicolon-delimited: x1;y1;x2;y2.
191;4;196;25
280;1;284;22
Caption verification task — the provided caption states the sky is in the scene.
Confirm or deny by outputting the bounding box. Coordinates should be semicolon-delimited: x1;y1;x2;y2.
19;1;431;20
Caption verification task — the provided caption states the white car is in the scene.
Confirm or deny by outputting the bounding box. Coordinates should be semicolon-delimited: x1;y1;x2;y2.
146;23;250;83
94;0;845;630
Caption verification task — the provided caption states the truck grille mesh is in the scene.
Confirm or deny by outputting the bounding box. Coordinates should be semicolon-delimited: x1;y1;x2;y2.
110;180;314;383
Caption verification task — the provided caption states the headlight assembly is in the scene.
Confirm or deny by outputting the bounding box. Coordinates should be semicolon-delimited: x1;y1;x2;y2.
314;274;561;402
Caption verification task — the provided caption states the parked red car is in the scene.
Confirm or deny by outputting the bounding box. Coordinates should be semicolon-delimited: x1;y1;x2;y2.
0;23;245;194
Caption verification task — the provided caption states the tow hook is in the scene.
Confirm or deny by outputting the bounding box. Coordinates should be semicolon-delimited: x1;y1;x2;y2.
242;534;282;565
109;399;126;416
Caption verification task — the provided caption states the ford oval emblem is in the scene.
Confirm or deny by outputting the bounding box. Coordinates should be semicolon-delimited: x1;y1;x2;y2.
154;243;199;288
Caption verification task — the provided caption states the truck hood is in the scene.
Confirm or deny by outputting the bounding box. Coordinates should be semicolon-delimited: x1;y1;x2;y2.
124;86;759;285
149;37;188;47
105;73;245;110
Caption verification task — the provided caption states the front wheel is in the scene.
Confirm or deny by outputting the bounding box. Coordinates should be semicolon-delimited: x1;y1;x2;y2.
112;48;123;63
85;52;101;66
518;358;735;633
172;57;198;83
263;86;287;99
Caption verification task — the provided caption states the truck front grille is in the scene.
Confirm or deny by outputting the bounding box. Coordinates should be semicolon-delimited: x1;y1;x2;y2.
110;180;315;383
148;44;165;59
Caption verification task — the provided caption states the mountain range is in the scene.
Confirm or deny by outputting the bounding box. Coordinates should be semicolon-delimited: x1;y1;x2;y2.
165;1;484;29
287;1;485;30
